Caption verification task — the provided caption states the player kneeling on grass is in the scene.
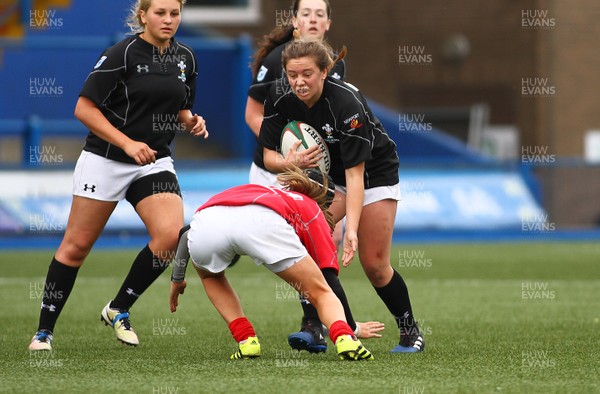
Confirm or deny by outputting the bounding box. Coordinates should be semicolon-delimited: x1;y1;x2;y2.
169;166;374;361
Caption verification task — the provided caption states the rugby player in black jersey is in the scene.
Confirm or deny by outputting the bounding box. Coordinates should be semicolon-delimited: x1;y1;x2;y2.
245;0;383;354
29;0;208;351
260;38;425;353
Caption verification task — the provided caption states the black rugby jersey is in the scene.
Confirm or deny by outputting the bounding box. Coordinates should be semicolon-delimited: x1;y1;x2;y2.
248;41;346;171
259;77;399;189
80;34;197;164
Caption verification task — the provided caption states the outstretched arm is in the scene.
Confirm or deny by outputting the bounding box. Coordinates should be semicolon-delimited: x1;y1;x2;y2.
170;225;191;312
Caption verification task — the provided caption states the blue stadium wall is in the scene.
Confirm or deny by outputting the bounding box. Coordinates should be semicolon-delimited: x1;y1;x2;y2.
0;0;560;248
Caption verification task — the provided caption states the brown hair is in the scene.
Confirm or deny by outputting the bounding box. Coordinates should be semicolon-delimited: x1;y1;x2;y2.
127;0;186;34
251;0;332;77
277;166;335;232
281;36;347;73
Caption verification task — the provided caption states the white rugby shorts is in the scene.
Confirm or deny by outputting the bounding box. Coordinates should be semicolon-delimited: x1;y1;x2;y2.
335;183;401;206
72;150;177;202
187;204;307;274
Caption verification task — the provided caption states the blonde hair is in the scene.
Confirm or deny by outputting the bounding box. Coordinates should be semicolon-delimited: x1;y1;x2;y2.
277;166;335;233
127;0;186;34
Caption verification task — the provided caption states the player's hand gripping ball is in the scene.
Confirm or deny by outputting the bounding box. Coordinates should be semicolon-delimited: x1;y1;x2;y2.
280;121;331;174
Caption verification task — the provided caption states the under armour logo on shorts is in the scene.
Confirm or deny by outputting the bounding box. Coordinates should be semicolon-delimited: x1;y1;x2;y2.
83;184;96;192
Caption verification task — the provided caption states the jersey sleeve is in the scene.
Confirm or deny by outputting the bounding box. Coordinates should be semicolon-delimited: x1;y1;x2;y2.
79;43;127;107
248;45;285;103
258;86;287;152
338;84;373;169
247;81;273;104
181;46;198;110
329;58;346;81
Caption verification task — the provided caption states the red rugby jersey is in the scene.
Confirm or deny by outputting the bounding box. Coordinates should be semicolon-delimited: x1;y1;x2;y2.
198;184;338;273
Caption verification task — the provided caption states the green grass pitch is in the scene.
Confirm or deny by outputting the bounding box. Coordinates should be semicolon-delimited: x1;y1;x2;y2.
1;242;599;393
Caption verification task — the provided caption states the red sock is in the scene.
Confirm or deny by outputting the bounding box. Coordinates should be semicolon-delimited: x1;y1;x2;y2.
228;317;256;343
329;320;354;343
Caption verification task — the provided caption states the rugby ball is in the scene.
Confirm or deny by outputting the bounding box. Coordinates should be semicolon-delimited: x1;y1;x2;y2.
280;121;331;174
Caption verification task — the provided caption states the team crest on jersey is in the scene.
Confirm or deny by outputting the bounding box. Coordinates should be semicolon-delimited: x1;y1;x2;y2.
257;65;268;82
177;60;187;82
94;56;107;69
322;123;339;143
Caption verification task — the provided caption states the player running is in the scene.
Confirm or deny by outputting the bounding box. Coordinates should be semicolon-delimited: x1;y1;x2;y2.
28;0;207;351
245;0;375;354
169;167;374;361
260;38;425;353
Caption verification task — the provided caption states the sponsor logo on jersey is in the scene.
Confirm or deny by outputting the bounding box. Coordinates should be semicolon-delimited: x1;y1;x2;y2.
94;56;107;69
257;65;268;82
350;118;363;129
331;72;341;80
343;113;360;125
343;113;363;130
137;64;149;73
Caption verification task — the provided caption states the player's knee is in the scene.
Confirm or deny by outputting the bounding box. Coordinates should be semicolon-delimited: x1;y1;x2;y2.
361;262;393;287
58;237;93;264
150;228;179;259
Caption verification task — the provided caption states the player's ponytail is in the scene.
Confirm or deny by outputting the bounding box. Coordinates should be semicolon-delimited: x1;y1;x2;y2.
334;45;347;64
251;26;295;77
277;166;336;233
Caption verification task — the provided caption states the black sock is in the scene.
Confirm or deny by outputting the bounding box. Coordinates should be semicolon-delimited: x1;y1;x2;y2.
38;257;80;333
322;268;357;331
374;269;415;331
300;299;321;326
110;244;168;311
